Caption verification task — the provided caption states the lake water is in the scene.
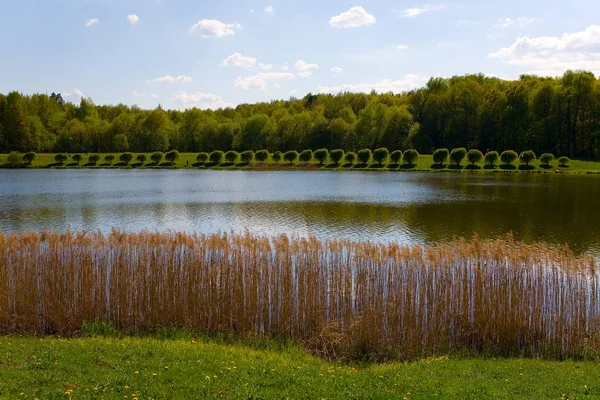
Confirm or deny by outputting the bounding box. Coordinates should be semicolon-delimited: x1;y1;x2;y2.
1;169;599;254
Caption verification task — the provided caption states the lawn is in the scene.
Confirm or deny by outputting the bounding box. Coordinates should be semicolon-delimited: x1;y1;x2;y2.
0;335;597;399
1;153;600;174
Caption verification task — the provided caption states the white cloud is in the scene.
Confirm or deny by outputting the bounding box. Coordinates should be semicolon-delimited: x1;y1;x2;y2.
295;60;319;71
150;94;160;99
397;44;409;50
258;63;273;71
396;4;444;18
132;90;145;97
128;14;139;25
317;74;422;94
173;91;233;109
149;75;193;83
221;53;257;68
265;6;275;13
234;72;294;90
496;17;536;29
330;6;376;28
64;89;86;99
331;67;343;73
489;25;600;76
85;18;99;27
298;71;313;78
274;84;281;88
282;65;289;71
189;19;241;38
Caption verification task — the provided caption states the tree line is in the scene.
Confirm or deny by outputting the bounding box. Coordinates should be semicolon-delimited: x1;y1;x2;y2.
1;70;599;158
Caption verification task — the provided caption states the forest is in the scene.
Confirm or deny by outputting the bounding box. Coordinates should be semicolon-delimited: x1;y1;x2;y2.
1;70;600;158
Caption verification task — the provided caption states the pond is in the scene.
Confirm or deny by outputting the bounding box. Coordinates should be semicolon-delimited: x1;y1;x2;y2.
1;169;599;254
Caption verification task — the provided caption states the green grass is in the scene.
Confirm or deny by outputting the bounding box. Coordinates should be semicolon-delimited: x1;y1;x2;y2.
0;334;598;399
2;153;600;174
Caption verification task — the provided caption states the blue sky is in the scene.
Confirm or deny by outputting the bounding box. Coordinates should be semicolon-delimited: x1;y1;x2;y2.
2;0;600;109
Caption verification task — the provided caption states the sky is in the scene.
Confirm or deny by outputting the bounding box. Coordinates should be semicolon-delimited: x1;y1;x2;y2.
2;0;600;110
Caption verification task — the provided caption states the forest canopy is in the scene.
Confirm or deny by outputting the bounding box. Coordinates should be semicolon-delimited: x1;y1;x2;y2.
1;70;599;158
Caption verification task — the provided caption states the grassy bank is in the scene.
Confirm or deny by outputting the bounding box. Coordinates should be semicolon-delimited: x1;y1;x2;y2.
0;335;598;399
2;152;600;174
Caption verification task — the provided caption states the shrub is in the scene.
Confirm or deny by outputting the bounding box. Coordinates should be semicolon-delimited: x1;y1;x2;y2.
88;154;101;164
255;150;269;163
272;151;282;164
8;152;22;166
372;148;389;164
313;149;329;166
519;150;536;166
54;153;69;164
299;149;313;163
449;148;467;166
240;150;254;164
500;150;518;165
558;156;570;167
357;149;372;165
119;152;134;165
137;154;148;164
104;154;115;164
540;153;554;166
432;148;449;165
283;150;298;165
150;152;163;164
403;149;419;165
389;150;403;165
484;151;499;167
196;152;209;164
72;154;84;164
225;150;239;164
330;149;345;165
345;151;357;165
467;149;483;166
165;150;180;165
210;151;224;163
22;152;36;165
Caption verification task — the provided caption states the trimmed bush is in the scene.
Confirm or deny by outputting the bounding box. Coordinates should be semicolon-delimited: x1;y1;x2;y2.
485;151;499;167
313;149;329;166
165;150;180;165
433;148;449;165
357;149;372;165
372;148;389;165
210;151;224;163
299;149;313;163
150;152;163;164
88;154;101;164
240;150;254;164
344;151;356;165
225;150;239;164
558;156;570;167
283;150;298;165
255;150;269;163
54;153;69;164
137;154;148;164
22;152;36;165
500;150;518;166
519;150;536;166
119;152;134;165
450;148;467;166
104;154;115;165
272;151;282;164
403;149;419;165
196;152;209;164
467;149;483;166
540;153;554;166
72;154;84;165
8;152;22;166
329;149;345;165
390;150;403;165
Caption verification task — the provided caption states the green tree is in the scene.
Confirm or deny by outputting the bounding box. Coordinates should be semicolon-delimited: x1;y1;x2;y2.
210;150;224;163
450;148;467;166
372;148;389;165
299;149;313;164
558;156;570;167
112;134;129;152
329;149;345;165
7;152;22;166
104;154;115;165
519;150;536;166
284;150;298;165
403;149;419;165
150;152;163;165
196;152;209;164
500;150;518;166
225;150;239;164
72;154;84;165
389;150;403;165
313;148;329;166
120;152;134;165
345;151;357;164
357;149;372;165
54;153;68;164
136;154;147;164
88;154;101;164
165;150;180;165
240;150;254;164
540;153;554;166
255;150;269;163
484;151;499;167
432;148;449;165
467;149;483;166
22;152;36;165
272;151;282;164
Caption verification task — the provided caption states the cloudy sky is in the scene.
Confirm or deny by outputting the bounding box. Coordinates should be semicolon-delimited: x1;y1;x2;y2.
2;0;600;109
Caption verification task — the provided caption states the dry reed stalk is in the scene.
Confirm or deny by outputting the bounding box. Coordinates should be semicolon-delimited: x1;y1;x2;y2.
0;230;598;360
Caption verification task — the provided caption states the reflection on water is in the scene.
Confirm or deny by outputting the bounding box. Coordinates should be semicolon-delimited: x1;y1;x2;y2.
1;169;599;254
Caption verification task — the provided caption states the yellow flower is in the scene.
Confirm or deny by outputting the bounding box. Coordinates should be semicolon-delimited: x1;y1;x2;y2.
164;366;169;369
134;371;139;374
152;372;157;376
205;376;211;381
124;386;129;389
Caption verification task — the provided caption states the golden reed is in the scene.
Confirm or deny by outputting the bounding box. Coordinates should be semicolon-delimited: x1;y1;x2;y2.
0;230;598;360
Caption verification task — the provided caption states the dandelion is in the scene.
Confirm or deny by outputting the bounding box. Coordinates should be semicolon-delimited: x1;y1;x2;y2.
134;371;139;374
152;373;157;376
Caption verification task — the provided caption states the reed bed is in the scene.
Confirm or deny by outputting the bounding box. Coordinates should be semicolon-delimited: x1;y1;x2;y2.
0;230;598;361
